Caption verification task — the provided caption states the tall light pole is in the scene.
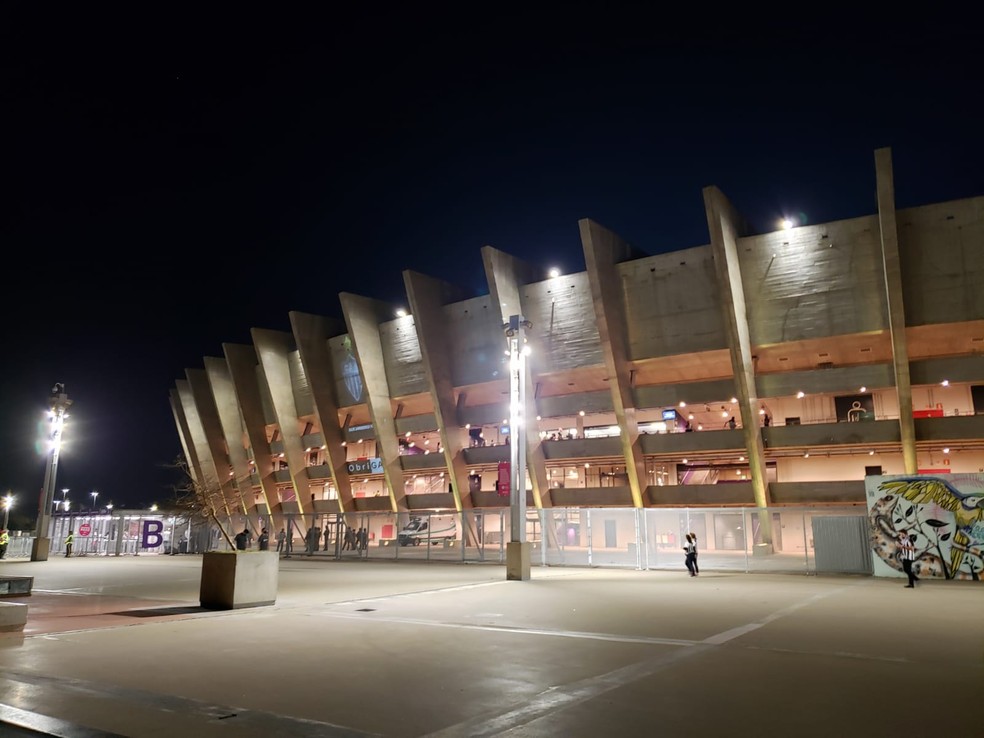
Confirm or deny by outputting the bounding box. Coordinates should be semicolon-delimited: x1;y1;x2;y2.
91;491;99;511
32;384;72;561
2;493;13;530
504;315;532;581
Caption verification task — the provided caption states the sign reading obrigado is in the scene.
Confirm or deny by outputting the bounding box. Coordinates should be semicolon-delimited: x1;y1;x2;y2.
346;457;384;475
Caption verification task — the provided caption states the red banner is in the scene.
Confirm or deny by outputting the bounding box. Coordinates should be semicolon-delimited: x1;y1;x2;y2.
497;462;511;497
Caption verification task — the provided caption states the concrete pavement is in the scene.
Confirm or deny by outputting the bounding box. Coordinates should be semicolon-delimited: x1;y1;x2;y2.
0;555;981;737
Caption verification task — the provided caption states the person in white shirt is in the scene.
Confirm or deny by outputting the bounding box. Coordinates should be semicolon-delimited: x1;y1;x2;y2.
683;534;697;576
899;530;919;588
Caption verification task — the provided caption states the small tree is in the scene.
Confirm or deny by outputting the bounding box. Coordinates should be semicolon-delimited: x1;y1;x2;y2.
166;455;236;550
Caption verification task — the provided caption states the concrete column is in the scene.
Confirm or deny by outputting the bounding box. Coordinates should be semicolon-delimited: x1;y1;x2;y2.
223;343;280;516
481;246;552;509
289;311;355;512
875;147;918;474
203;357;257;527
186;368;242;524
703;186;773;547
175;378;231;519
403;271;474;513
579;219;647;509
339;293;406;512
169;387;203;487
251;328;312;515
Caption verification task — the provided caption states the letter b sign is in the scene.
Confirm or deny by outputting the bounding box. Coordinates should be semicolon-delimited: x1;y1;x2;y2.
142;520;164;548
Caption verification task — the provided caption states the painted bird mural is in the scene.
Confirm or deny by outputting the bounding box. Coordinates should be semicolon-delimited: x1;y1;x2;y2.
879;476;984;578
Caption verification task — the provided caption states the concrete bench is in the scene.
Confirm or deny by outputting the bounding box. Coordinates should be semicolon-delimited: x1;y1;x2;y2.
0;601;28;633
0;576;34;597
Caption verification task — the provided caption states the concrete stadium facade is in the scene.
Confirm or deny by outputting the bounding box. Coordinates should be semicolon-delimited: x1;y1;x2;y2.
169;148;984;534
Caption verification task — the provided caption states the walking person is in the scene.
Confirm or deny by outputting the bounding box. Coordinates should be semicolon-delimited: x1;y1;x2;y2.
257;527;270;551
65;530;74;558
683;533;696;576
689;531;699;575
900;530;919;588
275;528;286;553
0;528;9;559
234;527;250;551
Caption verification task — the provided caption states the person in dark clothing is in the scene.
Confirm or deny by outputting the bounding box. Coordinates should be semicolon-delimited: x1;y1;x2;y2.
900;531;919;587
689;531;700;575
234;527;250;551
683;534;696;576
257;527;270;551
306;526;320;556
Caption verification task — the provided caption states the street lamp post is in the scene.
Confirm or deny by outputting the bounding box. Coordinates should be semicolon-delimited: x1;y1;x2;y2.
91;491;99;511
2;493;13;530
504;314;532;581
32;384;72;561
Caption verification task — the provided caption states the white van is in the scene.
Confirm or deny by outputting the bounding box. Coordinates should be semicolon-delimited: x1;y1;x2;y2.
397;514;457;546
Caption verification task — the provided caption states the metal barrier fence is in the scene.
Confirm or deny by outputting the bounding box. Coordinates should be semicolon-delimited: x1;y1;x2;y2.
276;505;865;575
3;506;867;575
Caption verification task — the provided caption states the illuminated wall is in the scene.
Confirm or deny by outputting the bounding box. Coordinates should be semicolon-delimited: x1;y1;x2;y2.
866;473;984;580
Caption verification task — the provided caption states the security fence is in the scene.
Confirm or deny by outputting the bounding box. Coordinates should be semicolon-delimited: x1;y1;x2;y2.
276;505;869;575
6;506;870;575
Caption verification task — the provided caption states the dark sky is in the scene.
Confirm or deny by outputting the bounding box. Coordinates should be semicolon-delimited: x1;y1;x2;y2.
1;5;981;516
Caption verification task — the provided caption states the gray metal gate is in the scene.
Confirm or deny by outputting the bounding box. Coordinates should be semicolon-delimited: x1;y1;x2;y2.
812;515;872;574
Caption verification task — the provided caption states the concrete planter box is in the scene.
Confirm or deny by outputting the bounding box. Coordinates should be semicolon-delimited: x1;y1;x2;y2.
0;602;28;632
199;551;279;610
0;576;34;598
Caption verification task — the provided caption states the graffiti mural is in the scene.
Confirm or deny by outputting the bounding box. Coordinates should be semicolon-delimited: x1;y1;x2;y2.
866;474;984;581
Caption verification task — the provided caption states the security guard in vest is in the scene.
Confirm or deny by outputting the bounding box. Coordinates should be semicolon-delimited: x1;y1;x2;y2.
0;528;9;559
65;530;74;558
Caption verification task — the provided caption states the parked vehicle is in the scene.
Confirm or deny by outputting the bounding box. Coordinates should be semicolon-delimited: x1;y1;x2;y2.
398;515;457;546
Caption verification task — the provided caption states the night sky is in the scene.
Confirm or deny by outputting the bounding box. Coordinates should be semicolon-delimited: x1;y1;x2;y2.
2;6;981;520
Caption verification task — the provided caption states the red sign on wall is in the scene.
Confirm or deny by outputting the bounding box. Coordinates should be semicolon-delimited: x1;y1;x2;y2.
497;462;511;497
79;523;92;536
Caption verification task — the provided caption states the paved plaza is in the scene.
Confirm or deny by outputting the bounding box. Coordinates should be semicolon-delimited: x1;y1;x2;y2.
0;555;981;737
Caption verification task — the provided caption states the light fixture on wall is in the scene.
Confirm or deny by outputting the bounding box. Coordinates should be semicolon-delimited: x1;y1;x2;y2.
796;391;805;399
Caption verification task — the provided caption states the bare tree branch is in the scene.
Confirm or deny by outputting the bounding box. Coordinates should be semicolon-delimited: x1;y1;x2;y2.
164;456;236;550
